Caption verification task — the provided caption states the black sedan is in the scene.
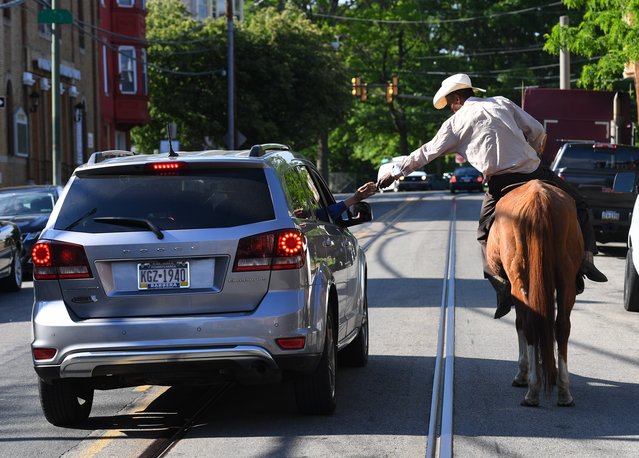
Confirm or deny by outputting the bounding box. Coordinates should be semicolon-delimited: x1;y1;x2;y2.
449;166;485;193
0;185;63;274
0;219;22;291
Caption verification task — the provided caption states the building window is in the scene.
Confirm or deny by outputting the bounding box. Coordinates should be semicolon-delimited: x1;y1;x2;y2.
196;0;209;20
115;131;127;150
102;44;109;95
141;49;148;95
118;46;137;94
117;0;135;7
14;108;28;157
75;103;85;164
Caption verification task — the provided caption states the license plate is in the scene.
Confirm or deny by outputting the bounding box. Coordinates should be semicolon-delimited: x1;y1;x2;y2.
138;261;190;290
601;210;620;221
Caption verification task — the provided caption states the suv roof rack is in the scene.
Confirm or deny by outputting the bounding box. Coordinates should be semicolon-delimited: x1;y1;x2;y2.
87;150;135;164
249;143;290;157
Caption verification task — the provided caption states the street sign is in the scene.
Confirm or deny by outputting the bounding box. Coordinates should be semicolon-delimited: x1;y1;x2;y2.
0;96;5;109
38;8;72;24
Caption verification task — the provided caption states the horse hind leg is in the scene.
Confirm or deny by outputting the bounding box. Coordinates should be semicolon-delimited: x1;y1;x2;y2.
512;315;528;387
521;343;542;407
556;285;576;407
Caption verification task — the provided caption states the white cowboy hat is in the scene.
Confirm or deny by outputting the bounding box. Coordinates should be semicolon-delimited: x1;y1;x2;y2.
433;73;486;110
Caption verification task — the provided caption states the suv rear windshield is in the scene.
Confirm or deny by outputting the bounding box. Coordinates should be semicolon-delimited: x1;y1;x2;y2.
55;168;275;233
554;144;639;171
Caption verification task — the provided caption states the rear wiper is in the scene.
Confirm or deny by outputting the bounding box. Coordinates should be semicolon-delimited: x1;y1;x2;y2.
93;217;164;240
64;208;97;231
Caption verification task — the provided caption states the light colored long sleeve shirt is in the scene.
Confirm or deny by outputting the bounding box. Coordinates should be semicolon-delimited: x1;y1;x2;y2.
396;96;545;181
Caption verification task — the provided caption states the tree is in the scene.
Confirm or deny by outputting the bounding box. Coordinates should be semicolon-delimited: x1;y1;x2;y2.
132;1;351;155
544;0;639;124
297;1;583;176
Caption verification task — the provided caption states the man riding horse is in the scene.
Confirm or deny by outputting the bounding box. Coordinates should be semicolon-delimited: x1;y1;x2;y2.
377;73;607;319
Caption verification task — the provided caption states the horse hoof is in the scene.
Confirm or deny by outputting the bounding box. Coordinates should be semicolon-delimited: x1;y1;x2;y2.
558;400;575;407
520;399;539;407
512;380;528;388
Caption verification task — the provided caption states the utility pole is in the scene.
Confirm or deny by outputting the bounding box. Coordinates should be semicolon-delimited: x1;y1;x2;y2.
559;15;570;90
226;0;235;149
51;0;61;185
37;3;71;185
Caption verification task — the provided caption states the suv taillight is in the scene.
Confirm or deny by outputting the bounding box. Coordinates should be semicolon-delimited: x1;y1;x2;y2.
233;229;306;272
32;241;93;280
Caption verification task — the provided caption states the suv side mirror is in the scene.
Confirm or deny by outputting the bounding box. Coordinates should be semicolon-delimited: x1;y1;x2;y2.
337;201;373;227
613;172;638;194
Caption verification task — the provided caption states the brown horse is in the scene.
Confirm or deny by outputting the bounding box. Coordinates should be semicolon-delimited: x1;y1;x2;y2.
487;179;583;407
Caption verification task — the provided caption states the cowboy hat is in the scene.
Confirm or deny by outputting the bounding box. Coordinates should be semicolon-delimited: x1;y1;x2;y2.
433;73;486;110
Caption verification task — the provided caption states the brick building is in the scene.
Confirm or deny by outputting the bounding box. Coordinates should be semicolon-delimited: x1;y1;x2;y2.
0;0;149;187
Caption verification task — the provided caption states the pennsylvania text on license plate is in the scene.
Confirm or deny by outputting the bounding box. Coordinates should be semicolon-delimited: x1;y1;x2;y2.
138;261;190;290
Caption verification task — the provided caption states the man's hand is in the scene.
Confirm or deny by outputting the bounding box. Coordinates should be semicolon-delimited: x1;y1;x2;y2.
376;172;397;190
345;182;378;207
355;182;378;201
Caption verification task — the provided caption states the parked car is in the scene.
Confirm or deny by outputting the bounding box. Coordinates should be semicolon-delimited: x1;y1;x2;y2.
612;171;639;312
0;185;63;274
625;194;639;312
551;142;639;244
449;166;484;193
0;219;22;292
31;145;371;425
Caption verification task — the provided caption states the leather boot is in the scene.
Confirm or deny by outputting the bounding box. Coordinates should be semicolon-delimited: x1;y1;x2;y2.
581;251;608;283
575;274;584;295
488;276;513;319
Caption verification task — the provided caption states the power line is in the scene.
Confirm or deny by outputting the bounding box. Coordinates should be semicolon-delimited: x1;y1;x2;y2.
313;1;564;25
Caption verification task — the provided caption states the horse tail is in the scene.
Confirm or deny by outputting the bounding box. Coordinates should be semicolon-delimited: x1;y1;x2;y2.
523;183;556;394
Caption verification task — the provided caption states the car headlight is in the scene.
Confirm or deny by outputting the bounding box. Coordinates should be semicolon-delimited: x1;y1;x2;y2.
399;176;405;181
421;176;427;181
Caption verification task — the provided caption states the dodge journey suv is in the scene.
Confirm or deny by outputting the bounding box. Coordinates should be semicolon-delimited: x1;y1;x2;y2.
31;144;371;425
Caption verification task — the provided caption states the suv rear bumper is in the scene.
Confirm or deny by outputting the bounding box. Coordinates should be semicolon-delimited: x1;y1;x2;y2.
34;346;322;387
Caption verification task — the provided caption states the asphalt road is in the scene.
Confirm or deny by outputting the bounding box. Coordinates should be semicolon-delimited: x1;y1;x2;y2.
1;190;637;457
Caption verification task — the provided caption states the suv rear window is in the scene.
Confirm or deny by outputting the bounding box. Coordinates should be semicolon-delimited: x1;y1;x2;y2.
554;144;639;171
54;168;275;233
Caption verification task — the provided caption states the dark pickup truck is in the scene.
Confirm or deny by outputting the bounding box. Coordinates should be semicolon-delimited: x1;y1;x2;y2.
551;142;639;244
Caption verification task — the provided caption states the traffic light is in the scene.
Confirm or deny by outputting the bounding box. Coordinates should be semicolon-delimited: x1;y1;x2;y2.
386;76;399;104
385;83;394;103
351;76;362;97
360;82;368;102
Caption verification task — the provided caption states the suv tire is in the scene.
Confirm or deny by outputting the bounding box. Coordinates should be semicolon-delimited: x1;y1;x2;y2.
624;246;639;312
339;295;369;367
294;308;337;414
39;378;94;426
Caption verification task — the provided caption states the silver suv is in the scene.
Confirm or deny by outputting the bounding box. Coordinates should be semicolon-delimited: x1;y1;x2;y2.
31;144;371;425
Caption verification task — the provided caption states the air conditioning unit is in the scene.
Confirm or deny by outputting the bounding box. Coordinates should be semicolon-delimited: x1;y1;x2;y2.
68;85;79;98
40;78;51;91
23;72;36;87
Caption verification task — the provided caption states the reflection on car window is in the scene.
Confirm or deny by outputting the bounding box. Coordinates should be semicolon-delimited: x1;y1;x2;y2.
283;166;320;221
54;169;275;233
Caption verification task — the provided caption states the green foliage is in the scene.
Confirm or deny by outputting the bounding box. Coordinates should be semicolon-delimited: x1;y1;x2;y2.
545;0;639;90
132;1;351;153
293;0;586;174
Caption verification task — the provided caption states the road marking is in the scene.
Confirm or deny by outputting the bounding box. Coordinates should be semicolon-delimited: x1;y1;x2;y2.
65;386;170;458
